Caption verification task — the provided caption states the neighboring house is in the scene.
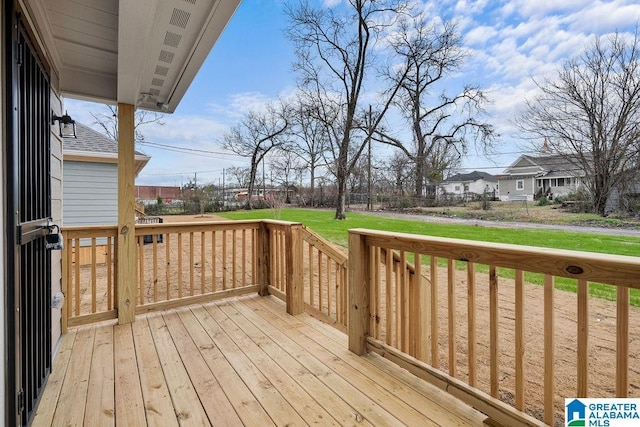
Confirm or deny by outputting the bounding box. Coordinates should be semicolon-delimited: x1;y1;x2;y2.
63;123;150;226
440;171;498;200
498;154;585;201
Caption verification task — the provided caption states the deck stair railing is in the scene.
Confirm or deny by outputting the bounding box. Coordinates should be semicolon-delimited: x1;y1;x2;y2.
348;228;640;426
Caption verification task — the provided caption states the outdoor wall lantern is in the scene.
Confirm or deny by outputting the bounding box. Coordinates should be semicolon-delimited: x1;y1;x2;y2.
51;111;77;138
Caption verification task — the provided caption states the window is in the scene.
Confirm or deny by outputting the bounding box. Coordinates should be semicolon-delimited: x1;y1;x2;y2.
464;184;469;191
557;178;565;186
454;185;460;191
516;180;524;190
550;179;557;187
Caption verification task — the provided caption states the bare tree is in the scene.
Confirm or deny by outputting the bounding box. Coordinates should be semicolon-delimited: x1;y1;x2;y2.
287;0;407;219
269;148;305;204
518;30;640;215
288;97;329;207
384;150;414;195
375;15;494;198
221;103;289;209
91;104;164;142
226;166;251;188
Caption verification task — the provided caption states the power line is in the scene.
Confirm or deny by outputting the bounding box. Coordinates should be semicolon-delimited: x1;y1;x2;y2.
140;169;226;176
138;140;243;158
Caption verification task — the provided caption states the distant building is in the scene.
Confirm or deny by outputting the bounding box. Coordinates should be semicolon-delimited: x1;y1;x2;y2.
136;185;183;204
498;154;585;201
440;171;498;201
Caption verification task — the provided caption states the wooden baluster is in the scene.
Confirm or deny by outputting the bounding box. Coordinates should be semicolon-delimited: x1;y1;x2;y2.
222;230;228;290
385;249;393;346
189;232;195;295
91;237;97;313
177;233;183;299
448;258;456;377
489;265;499;398
242;229;247;287
617;285;629;397
515;269;525;410
577;279;589;398
165;233;171;301
74;237;80;316
309;243;314;307
201;231;206;293
232;229;237;288
431;256;438;368
467;262;476;387
211;230;217;293
544;274;555;425
153;234;158;302
139;236;145;305
107;236;112;311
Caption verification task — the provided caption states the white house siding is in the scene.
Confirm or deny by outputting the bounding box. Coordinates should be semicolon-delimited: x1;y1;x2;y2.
51;83;63;356
441;179;497;197
63;161;118;226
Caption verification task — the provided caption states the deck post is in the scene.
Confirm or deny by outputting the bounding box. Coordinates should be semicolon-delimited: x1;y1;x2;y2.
117;103;136;324
285;224;304;315
257;221;270;296
348;229;370;355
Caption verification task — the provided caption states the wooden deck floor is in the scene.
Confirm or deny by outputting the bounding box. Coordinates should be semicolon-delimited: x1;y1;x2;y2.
32;294;487;426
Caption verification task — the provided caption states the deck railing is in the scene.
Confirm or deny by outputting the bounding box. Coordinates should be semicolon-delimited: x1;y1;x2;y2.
61;226;119;329
348;228;639;426
133;221;262;314
61;220;344;329
301;226;348;329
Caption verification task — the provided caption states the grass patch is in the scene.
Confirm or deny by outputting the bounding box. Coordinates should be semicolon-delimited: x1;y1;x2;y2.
219;208;640;305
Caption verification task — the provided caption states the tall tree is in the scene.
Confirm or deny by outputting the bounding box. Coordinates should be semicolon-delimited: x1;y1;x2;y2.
287;0;407;219
269;148;305;203
518;30;640;215
221;103;289;209
288;97;329;207
375;14;493;197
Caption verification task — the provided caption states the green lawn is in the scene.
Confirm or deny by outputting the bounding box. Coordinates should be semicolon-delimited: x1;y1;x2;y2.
218;208;640;305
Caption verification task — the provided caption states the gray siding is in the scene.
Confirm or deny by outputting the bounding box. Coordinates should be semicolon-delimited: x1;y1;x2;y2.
63;161;118;226
498;177;536;201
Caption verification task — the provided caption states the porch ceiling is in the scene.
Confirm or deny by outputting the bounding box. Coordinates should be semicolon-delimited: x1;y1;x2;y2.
24;0;240;113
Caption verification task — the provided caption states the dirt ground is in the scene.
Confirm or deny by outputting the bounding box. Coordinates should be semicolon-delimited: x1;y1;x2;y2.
391;200;640;228
71;213;638;426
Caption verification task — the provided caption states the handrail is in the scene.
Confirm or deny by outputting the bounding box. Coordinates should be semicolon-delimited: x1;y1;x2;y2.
300;226;348;328
61;219;311;328
348;228;640;426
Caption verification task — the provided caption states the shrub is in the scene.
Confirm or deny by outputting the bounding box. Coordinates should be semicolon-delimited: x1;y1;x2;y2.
537;196;550;206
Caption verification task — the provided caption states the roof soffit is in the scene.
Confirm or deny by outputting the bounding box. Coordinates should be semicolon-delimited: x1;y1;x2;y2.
25;0;240;112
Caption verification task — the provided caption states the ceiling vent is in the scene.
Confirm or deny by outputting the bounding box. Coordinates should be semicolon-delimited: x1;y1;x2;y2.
154;65;169;76
151;78;165;87
164;32;182;48
169;8;190;29
159;50;175;64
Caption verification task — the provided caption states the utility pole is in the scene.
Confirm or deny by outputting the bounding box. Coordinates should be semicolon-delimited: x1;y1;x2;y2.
222;168;225;206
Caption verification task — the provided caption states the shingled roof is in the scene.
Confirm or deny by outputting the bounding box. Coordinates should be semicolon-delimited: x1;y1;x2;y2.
444;170;496;182
63;122;150;175
63;122;146;156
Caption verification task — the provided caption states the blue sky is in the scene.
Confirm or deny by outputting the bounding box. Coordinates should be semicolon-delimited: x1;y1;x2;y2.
66;0;640;187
